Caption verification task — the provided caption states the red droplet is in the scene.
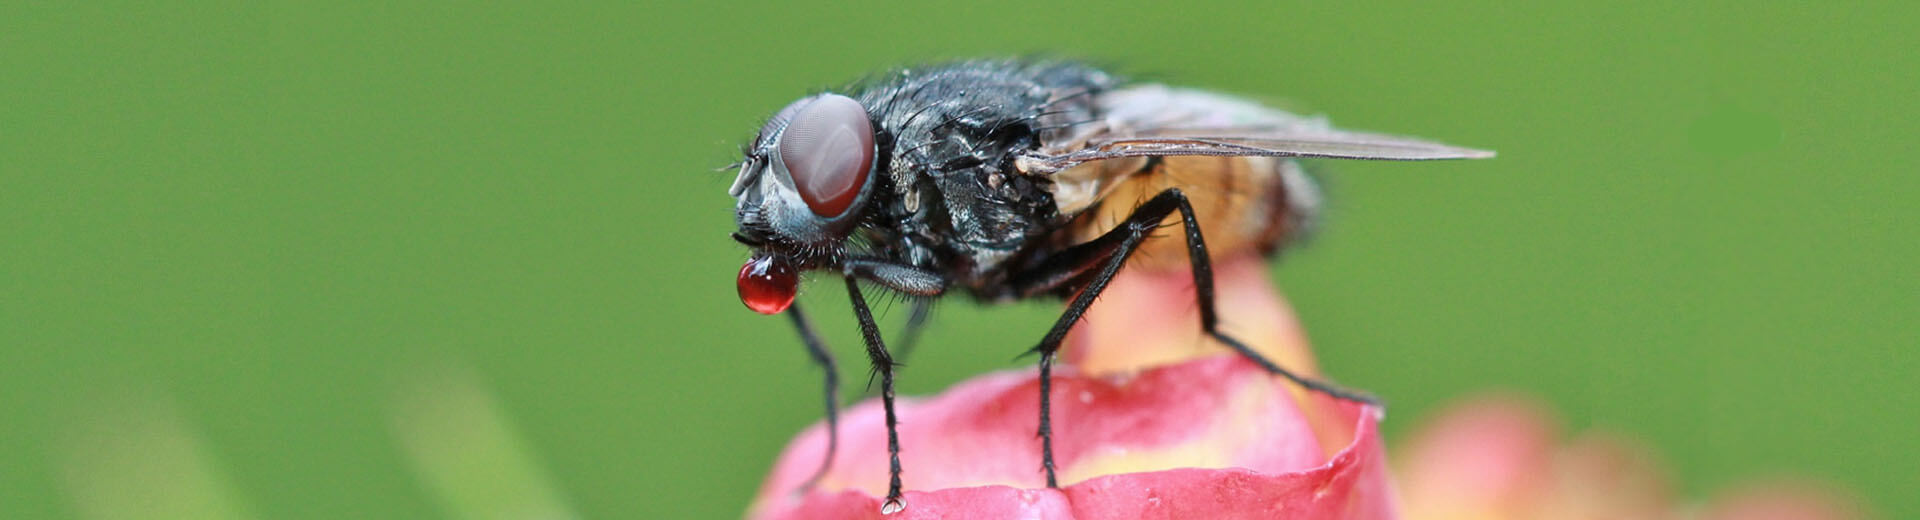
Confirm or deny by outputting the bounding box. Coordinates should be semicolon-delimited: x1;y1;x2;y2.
738;256;798;315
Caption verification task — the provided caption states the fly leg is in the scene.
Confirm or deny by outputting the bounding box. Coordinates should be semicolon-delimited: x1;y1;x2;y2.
843;278;906;513
889;298;934;364
860;298;932;400
838;258;945;513
1007;187;1376;488
782;303;839;492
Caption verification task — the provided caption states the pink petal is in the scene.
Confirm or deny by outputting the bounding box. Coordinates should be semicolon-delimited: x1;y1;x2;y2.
747;357;1391;520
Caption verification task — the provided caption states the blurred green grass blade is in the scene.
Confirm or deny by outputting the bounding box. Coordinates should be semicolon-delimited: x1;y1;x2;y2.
391;366;578;520
59;395;256;520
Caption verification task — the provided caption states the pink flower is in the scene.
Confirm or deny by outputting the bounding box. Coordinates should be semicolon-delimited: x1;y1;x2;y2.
745;255;1873;519
746;256;1396;519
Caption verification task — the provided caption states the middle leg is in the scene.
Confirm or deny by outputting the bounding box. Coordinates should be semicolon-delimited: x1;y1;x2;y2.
1010;188;1376;487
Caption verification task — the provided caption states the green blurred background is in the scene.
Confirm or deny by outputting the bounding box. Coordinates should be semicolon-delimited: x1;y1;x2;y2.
4;1;1914;518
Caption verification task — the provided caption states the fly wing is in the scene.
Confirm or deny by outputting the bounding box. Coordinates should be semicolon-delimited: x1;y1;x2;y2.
1019;84;1494;176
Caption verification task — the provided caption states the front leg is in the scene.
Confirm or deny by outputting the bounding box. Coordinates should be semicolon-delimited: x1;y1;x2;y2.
836;259;947;513
843;258;943;388
782;258;944;512
841;277;907;514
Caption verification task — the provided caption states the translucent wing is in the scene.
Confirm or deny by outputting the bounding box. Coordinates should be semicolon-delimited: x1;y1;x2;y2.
1018;84;1494;176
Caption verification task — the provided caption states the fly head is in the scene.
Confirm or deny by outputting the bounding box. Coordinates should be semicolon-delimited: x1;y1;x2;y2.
730;93;884;314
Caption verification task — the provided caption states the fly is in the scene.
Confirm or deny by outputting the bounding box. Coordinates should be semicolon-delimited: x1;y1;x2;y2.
725;59;1492;513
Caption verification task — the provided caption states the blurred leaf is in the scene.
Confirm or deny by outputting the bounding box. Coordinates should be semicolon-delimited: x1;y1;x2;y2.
391;365;577;520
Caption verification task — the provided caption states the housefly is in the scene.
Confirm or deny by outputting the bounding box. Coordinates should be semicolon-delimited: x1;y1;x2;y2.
726;59;1492;512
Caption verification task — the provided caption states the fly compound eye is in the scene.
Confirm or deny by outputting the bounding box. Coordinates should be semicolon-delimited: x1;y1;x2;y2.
774;94;874;218
759;95;815;141
737;255;797;315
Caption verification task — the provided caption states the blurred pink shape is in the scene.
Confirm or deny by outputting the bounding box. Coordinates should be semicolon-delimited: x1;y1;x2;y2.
1396;394;1870;520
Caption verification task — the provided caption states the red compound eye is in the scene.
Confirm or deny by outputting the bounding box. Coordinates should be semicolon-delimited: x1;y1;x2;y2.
737;256;798;315
775;94;874;218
